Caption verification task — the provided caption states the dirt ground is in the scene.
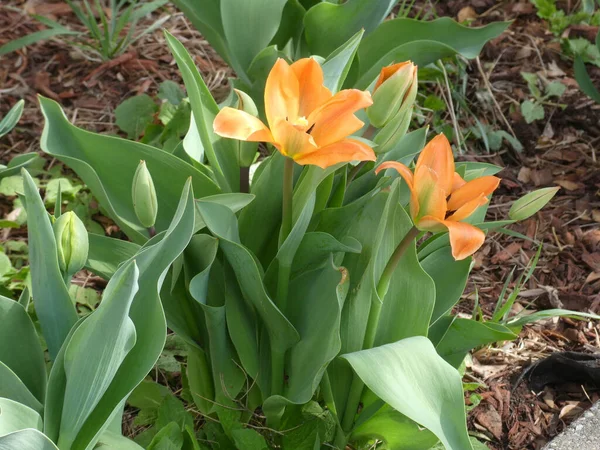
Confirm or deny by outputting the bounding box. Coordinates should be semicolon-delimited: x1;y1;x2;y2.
1;1;600;449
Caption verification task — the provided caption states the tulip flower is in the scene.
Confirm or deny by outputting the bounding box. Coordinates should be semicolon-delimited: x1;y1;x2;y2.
367;61;417;129
376;134;500;260
132;160;158;229
54;211;89;277
213;58;376;169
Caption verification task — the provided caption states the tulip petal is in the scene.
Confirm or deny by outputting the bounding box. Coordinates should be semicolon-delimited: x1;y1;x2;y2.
413;165;447;222
453;172;466;191
415;134;454;194
421;217;486;260
307;89;373;148
374;61;413;91
447;176;500;212
271;118;317;158
291;58;332;118
213;107;274;142
293;138;375;169
265;58;300;128
446;194;488;222
375;161;414;190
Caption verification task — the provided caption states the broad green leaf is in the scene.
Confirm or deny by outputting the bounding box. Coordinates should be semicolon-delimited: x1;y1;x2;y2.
342;336;472;450
0;398;42;437
39;96;219;243
231;428;269;450
57;260;139;449
147;422;183;450
454;161;503;179
0;296;46;403
435;318;517;368
304;0;397;56
351;405;438;450
114;95;159;139
95;431;145;449
196;202;299;356
193;193;255;233
355;18;510;88
170;0;234;76
292;232;361;276
520;100;544;123
374;206;435;345
22;169;78;360
0;362;43;414
263;257;348;419
220;0;287;73
377;127;428;167
508;187;560;221
421;247;471;325
0;429;59;450
321;29;363;93
0;100;24;138
69;181;196;450
87;234;141;280
158;80;186;105
165;31;239;192
186;345;214;416
0;154;40;180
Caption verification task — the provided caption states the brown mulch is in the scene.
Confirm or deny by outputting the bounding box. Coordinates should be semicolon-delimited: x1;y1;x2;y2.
2;1;600;449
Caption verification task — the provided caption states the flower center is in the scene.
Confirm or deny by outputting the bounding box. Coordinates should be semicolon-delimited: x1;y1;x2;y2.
291;116;309;131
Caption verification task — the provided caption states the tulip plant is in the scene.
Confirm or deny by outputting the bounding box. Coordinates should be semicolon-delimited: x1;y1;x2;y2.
2;28;596;450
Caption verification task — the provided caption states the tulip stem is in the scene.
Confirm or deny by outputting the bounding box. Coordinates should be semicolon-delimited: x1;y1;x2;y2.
341;226;419;433
281;157;294;242
346;125;377;185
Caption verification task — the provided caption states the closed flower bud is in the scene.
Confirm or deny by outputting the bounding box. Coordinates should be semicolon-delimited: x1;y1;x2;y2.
367;62;418;128
54;211;88;276
373;106;413;155
132;160;158;228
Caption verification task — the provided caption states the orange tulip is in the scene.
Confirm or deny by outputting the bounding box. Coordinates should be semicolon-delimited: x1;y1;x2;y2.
213;58;376;169
376;134;500;260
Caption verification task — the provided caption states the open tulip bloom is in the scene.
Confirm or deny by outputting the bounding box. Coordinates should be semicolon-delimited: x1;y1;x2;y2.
213;57;376;169
376;134;500;261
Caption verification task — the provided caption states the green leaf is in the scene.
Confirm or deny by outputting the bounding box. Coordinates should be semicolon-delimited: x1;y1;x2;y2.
220;0;287;73
0;429;59;449
128;380;170;410
575;54;600;103
508;187;560;221
39;96;219;243
57;260;139;448
0;100;24;138
545;80;566;98
165;31;238;193
44;177;82;205
351;405;438;450
304;0;397;56
67;180;197;450
115;95;158;139
321;29;364;93
0;362;43;414
0;398;42;437
342;336;472;450
231;429;269;450
435;318;518;368
374;206;435;345
193;193;255;233
421;247;471;325
506;309;600;328
158;80;186;105
87;234;140;280
22;169;78;360
95;431;145;449
520;100;544;123
147;422;183;450
0;154;40;181
355;18;510;89
0;27;79;57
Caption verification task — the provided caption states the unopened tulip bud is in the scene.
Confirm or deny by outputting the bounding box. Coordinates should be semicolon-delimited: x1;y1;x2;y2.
373;106;413;155
132;160;158;228
54;211;88;277
367;62;418;128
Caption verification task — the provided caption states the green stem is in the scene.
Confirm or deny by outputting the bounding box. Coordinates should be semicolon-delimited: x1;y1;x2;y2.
271;158;295;397
346;125;378;186
321;373;347;449
341;226;420;433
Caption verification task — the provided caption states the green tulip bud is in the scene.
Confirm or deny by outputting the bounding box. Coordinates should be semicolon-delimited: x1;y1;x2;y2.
509;187;560;221
132;160;158;228
53;211;88;277
367;62;418;128
233;89;260;167
373;105;413;155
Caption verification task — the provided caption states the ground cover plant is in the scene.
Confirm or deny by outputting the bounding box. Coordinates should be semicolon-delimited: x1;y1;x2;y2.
0;1;599;449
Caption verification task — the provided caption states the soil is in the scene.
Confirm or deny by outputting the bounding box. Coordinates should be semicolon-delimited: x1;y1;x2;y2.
1;1;599;449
